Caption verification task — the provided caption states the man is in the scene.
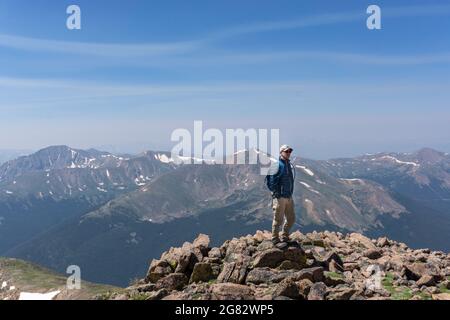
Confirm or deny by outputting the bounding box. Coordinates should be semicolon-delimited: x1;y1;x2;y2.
266;145;296;247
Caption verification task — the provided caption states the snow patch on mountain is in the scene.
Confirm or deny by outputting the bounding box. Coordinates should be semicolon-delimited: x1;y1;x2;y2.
295;165;314;176
19;290;61;300
340;178;365;185
372;155;420;167
299;181;321;194
156;153;173;164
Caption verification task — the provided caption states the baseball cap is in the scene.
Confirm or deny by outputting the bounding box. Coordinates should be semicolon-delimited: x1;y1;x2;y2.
279;145;293;153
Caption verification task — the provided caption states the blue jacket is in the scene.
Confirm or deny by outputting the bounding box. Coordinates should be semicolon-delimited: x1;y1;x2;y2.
266;157;295;198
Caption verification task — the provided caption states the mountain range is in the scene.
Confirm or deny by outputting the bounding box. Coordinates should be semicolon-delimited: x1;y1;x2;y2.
0;146;449;286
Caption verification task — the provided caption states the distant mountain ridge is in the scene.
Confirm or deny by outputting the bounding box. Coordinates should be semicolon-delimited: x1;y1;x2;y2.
0;149;32;166
0;145;176;254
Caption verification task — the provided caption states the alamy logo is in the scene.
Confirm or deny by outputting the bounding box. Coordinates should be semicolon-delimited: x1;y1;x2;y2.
66;265;81;290
171;121;280;175
365;264;383;291
367;5;381;30
66;5;81;30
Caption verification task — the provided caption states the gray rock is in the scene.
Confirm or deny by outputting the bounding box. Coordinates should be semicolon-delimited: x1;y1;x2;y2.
252;248;285;268
245;267;292;285
291;267;324;283
363;249;383;260
284;246;307;266
313;251;344;270
146;288;169;300
273;278;303;299
257;240;275;251
307;282;327;300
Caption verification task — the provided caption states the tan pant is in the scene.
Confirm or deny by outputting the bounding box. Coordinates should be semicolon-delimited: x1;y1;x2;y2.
271;197;296;240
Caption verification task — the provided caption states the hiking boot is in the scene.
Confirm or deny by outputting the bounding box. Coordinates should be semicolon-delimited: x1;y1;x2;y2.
272;238;281;246
275;242;288;249
281;236;290;243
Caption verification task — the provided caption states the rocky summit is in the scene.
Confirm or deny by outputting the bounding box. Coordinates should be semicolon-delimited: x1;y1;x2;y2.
108;231;450;300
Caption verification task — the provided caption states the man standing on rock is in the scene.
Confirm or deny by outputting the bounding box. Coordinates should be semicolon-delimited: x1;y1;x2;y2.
266;145;296;248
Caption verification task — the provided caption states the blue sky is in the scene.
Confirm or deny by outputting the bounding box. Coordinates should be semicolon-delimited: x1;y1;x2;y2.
0;0;449;158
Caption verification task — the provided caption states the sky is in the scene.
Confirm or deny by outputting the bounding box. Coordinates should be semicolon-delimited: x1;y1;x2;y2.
0;0;449;159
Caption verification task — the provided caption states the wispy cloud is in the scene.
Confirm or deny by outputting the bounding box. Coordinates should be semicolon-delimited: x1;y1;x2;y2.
175;50;450;66
0;34;200;57
1;5;450;58
208;4;450;39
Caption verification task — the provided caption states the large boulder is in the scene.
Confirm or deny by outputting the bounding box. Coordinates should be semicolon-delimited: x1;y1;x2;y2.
284;246;307;266
217;254;250;284
224;238;251;262
415;274;436;287
160;243;200;274
404;262;442;281
155;273;189;291
208;247;222;259
307;282;327;300
349;233;376;250
175;251;199;274
363;249;383;260
189;263;214;284
193;234;210;250
313;250;344;271
158;234;211;275
291;267;324;283
145;260;173;283
245;268;292;285
256;240;275;252
211;283;255;300
272;278;303;299
252;249;285;268
323;231;347;249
